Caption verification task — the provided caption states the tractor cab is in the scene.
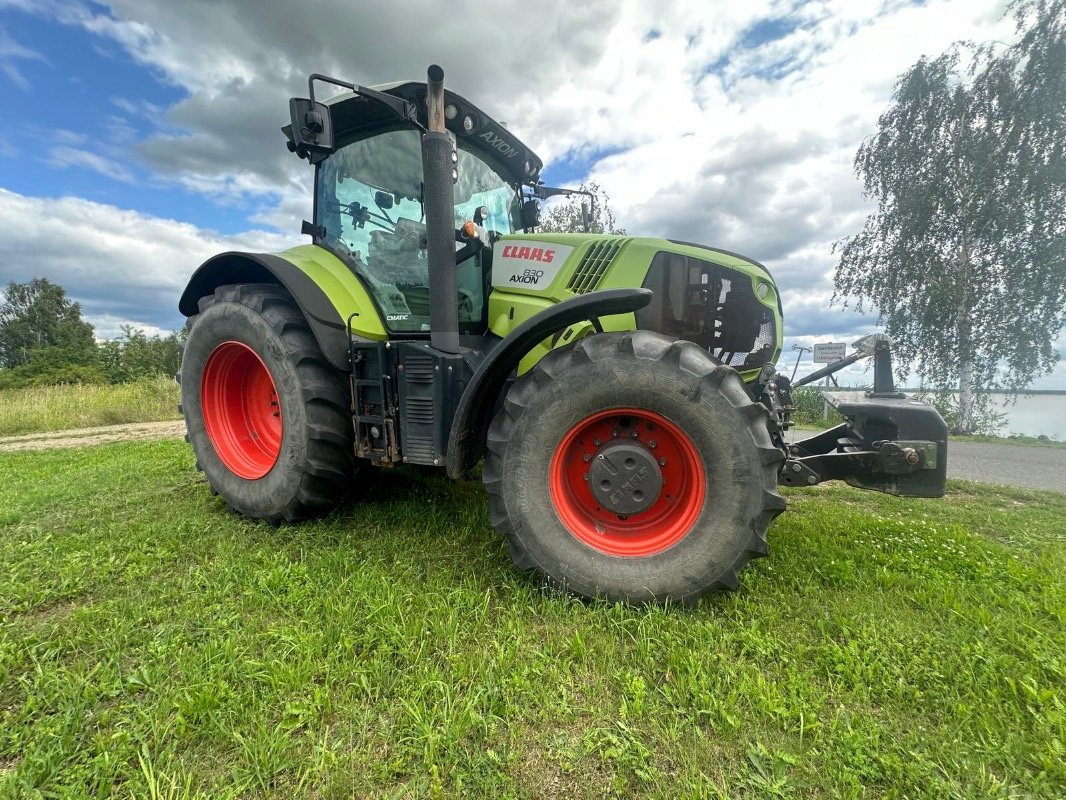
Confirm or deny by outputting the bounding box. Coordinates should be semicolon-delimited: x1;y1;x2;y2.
312;123;516;334
283;75;788;382
284;77;545;338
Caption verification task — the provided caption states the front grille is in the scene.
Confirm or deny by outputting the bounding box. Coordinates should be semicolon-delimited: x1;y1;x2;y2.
566;239;623;293
636;251;780;373
718;318;776;369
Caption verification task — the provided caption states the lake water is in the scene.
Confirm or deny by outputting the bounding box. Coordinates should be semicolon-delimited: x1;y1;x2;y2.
977;393;1066;440
827;391;1066;439
822;388;1066;439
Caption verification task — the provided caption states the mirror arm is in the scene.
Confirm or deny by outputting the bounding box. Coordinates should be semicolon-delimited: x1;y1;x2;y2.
529;184;595;202
307;73;355;104
307;74;424;131
354;85;425;131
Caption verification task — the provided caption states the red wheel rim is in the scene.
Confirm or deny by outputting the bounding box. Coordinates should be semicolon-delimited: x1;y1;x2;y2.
549;408;706;557
200;341;283;480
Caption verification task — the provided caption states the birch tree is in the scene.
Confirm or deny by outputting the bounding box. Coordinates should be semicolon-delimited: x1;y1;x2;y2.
833;0;1065;433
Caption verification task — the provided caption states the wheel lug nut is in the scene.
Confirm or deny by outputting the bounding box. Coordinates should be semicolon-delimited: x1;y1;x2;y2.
611;431;619;438
648;440;657;449
658;458;666;466
593;439;602;446
630;431;639;439
582;454;592;463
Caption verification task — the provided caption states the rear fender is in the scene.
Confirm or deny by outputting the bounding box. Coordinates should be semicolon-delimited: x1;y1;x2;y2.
179;248;383;371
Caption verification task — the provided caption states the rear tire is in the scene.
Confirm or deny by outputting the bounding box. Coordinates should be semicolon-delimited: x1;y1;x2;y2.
180;284;356;522
483;331;786;604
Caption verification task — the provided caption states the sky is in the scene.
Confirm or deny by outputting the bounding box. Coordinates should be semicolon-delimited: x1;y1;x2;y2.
0;0;1061;388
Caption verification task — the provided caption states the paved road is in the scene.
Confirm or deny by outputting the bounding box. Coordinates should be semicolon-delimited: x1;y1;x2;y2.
789;427;1065;493
2;421;1063;492
943;439;1066;493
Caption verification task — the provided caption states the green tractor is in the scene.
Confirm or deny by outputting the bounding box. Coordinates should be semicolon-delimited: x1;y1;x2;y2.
178;66;947;603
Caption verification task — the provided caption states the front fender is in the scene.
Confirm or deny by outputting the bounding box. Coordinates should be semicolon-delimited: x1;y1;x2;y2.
446;287;653;478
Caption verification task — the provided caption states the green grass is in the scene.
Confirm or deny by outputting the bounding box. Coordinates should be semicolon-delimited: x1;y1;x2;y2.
0;376;181;436
1;442;1063;798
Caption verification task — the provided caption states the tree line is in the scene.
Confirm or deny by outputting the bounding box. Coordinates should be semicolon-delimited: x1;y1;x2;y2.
0;277;183;390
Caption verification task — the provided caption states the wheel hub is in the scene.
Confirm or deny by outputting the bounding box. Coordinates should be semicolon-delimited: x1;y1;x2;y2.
588;441;663;514
548;408;706;557
200;341;283;480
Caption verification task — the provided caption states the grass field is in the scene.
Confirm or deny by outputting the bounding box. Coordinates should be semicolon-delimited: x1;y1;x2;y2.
3;378;1060;454
0;377;181;437
1;441;1063;799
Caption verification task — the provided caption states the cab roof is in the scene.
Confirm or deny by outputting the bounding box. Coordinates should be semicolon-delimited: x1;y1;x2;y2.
293;80;543;185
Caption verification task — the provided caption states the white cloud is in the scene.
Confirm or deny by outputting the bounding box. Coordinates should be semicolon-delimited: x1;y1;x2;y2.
0;188;297;336
0;25;45;90
48;145;136;182
90;315;171;340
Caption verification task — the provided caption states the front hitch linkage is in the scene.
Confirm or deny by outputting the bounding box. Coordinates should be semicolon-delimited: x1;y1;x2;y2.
756;335;948;497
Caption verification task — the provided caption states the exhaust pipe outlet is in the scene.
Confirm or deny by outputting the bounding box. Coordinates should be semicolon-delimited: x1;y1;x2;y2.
426;63;445;133
421;64;460;354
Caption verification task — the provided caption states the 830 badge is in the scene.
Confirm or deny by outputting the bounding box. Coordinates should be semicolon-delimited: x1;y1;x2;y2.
491;240;575;290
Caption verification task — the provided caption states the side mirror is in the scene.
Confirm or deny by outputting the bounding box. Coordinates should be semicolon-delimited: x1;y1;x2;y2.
521;199;540;231
288;98;334;153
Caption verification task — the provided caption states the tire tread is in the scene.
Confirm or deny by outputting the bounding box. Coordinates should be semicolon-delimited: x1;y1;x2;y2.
181;283;355;522
483;330;786;603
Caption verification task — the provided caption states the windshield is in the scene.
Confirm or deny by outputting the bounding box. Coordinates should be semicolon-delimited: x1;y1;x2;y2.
315;127;520;333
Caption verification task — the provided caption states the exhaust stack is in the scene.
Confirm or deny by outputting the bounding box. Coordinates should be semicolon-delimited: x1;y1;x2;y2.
427;64;446;133
421;64;460;354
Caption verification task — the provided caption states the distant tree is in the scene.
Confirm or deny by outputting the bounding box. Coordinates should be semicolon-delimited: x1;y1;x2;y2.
98;325;185;383
0;347;106;389
832;0;1065;434
539;180;626;235
0;278;97;370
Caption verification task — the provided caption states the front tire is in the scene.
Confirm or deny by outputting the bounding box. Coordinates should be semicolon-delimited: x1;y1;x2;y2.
180;284;356;522
483;331;786;604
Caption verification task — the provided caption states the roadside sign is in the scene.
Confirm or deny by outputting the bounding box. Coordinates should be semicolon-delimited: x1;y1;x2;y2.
813;342;847;363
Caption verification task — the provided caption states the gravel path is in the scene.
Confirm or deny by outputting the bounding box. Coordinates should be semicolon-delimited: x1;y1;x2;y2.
0;420;186;452
2;420;1062;493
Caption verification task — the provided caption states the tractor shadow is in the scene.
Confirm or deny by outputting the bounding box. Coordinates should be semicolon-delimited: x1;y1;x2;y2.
233;463;511;572
214;467;770;614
